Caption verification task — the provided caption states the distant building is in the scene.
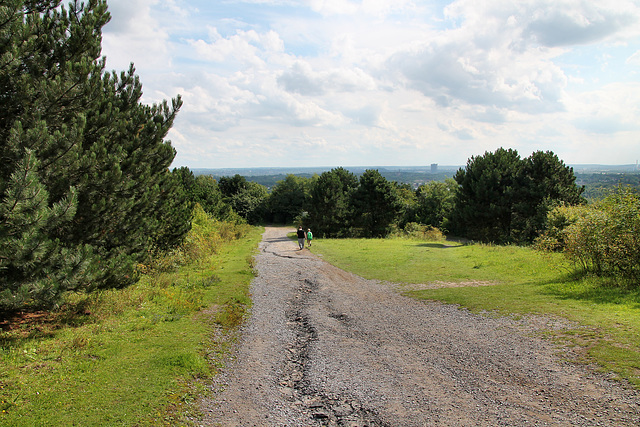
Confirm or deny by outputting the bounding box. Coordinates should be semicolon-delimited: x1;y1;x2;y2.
431;163;438;173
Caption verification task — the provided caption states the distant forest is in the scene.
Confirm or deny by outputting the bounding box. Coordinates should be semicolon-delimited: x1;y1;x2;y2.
575;172;640;200
193;166;458;190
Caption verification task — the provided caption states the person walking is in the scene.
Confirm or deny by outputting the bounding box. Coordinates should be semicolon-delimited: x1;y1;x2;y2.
296;226;306;250
306;229;313;248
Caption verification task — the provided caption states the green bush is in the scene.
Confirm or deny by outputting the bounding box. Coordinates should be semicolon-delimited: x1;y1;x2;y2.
394;222;445;241
535;205;584;253
139;204;251;276
538;187;640;282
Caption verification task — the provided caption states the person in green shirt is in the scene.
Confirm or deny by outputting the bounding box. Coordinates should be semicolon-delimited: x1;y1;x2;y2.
306;229;313;248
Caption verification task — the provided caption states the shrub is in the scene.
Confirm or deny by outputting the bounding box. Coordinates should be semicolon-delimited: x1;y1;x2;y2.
138;204;251;276
538;187;640;282
534;205;584;252
395;222;445;241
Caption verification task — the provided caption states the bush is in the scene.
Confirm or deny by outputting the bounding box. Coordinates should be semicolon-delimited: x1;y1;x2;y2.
137;204;251;276
534;204;583;253
395;222;445;241
537;187;640;281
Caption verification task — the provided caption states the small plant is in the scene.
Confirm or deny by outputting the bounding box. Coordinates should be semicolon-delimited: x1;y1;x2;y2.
215;298;248;329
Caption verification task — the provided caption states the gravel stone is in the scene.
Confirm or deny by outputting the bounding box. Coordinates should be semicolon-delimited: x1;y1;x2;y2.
199;227;640;426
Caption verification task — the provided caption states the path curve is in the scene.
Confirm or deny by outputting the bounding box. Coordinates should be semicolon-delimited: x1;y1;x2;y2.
200;226;640;426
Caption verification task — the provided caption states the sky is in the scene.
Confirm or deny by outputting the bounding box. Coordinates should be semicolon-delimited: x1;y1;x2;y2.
100;0;640;168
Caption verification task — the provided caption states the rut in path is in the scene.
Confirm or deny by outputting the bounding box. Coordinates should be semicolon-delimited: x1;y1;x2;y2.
282;276;389;426
199;226;640;427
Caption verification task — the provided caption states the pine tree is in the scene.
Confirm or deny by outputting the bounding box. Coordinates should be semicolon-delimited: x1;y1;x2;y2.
451;148;521;242
307;167;358;237
351;169;402;238
450;149;585;243
511;150;586;242
1;1;188;310
0;148;92;310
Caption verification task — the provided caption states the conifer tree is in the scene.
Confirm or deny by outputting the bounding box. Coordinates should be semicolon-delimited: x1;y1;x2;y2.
351;169;402;238
1;1;188;310
0;148;92;309
307;167;358;237
450;149;585;243
512;150;586;242
451;148;521;242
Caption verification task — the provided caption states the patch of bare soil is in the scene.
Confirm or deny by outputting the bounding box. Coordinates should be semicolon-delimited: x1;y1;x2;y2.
394;280;497;292
198;227;640;426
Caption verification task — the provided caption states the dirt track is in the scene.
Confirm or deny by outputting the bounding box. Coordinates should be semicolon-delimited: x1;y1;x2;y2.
199;226;640;426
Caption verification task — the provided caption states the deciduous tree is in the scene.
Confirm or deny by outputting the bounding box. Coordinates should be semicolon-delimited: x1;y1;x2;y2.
415;178;457;231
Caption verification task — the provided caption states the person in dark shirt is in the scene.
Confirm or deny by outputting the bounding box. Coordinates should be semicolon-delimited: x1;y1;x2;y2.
296;226;306;250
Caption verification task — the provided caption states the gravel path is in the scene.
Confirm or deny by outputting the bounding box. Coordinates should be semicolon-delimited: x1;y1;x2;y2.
199;226;640;426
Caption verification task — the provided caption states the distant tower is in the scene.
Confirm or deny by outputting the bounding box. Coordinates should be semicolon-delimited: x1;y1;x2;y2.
431;163;438;173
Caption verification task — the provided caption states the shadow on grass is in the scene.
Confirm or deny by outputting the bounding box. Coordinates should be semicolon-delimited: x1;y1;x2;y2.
414;243;461;249
541;272;640;308
0;300;95;347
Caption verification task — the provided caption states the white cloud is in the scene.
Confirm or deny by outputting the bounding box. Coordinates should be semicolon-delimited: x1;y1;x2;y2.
278;61;377;95
568;82;640;134
306;0;359;16
627;50;640;65
304;0;417;17
444;0;640;44
102;0;171;72
189;28;285;69
523;1;640;46
386;1;634;115
387;39;568;114
100;0;640;167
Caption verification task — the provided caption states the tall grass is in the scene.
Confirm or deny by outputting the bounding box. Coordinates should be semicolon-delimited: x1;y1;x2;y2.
0;205;262;426
313;236;640;388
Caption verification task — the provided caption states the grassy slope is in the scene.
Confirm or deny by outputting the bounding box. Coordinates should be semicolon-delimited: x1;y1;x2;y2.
0;226;263;426
312;237;640;388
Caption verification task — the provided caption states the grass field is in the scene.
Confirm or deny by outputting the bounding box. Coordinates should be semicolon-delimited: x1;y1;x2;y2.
0;225;263;426
311;236;640;388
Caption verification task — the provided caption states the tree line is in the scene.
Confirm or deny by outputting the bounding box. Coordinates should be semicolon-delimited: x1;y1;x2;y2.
196;149;586;244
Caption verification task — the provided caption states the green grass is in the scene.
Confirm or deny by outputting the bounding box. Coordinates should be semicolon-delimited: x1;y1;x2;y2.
312;236;640;388
313;238;570;285
0;225;263;426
